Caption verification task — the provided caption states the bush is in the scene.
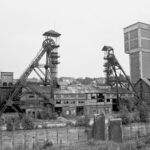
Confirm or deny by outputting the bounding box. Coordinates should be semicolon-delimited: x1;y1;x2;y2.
42;140;53;149
48;112;57;120
145;133;150;144
120;114;130;125
21;116;34;130
120;98;136;112
119;106;130;125
0;118;4;126
6;119;13;131
76;116;90;127
40;109;57;120
37;111;42;119
5;117;21;131
119;105;141;124
138;102;150;122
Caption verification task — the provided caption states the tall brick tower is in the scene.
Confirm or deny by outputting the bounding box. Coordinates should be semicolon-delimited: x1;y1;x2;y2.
124;22;150;83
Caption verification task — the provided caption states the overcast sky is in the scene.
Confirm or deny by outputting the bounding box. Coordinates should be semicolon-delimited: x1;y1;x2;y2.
0;0;150;79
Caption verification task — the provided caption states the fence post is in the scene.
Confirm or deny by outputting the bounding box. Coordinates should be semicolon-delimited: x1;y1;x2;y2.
24;131;26;150
78;128;79;142
32;136;35;150
0;128;3;148
57;128;58;144
145;123;147;136
35;130;38;148
12;129;14;150
130;124;132;139
46;128;48;142
67;127;68;144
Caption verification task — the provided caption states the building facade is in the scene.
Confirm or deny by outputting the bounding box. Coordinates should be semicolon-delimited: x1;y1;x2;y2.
20;84;133;118
134;78;150;105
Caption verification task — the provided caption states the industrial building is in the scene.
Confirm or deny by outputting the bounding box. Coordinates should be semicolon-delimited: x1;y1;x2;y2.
0;72;14;110
20;82;133;117
1;22;150;117
124;22;150;106
0;30;61;116
134;78;150;105
124;22;150;83
0;71;133;117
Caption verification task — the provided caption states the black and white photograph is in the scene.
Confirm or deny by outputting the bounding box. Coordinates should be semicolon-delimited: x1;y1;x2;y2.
0;0;150;149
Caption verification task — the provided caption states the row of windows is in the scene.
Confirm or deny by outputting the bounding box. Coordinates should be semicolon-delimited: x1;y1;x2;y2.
20;98;111;107
2;82;13;86
56;99;111;105
25;93;116;101
56;100;85;105
55;93;106;99
55;94;86;99
90;107;111;114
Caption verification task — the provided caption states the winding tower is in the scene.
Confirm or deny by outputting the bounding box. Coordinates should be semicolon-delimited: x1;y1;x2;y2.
124;22;150;83
0;30;61;116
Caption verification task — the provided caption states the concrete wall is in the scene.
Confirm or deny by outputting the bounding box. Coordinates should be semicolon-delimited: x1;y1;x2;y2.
0;127;87;150
142;52;150;79
130;52;140;83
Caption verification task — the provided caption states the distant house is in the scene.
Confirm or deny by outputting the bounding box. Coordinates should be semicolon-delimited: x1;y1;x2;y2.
95;77;106;85
59;77;76;85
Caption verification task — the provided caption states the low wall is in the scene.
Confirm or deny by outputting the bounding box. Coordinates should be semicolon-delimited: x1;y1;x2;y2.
0;127;87;150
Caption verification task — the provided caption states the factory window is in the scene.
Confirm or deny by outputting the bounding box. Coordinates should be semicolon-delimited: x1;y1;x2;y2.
78;94;86;98
63;94;70;98
3;82;7;86
110;94;116;97
70;94;77;98
64;100;69;104
97;93;104;99
56;100;61;104
28;91;33;94
8;82;13;86
91;94;96;99
97;99;104;103
92;109;97;114
78;100;85;104
28;95;35;98
87;94;91;99
71;101;75;104
107;99;110;102
105;94;110;98
55;94;61;99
